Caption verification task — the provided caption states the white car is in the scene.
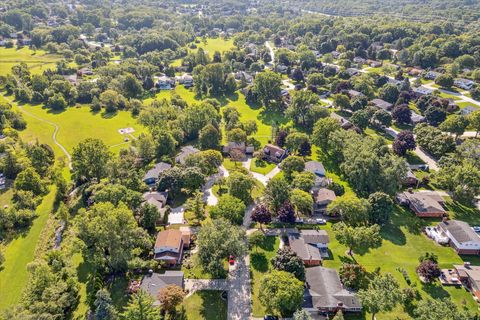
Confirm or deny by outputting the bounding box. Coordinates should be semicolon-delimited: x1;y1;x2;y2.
316;218;327;225
473;226;480;233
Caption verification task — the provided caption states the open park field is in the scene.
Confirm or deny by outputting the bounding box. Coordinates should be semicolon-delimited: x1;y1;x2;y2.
171;37;235;67
0;47;61;75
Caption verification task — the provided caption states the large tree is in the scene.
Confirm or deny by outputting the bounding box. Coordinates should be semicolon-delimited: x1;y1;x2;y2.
414;298;472;320
265;176;291;211
392;130;416;156
251;204;272;229
358;273;403;320
209;194;246;225
290;189;314;216
72;138;111;182
121;290;162;320
271;247;305;281
157;284;185;315
286;90;321;127
327;195;371;227
258;270;304;316
439;115;468;140
226;171;256;204
253;70;282;109
368;192;394;224
197;218;247;277
312;117;341;152
333;222;381;256
280;156;305;180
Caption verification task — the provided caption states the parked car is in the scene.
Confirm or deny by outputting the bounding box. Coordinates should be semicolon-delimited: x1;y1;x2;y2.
264;316;278;320
316;218;327;225
473;226;480;233
229;255;235;265
295;218;304;224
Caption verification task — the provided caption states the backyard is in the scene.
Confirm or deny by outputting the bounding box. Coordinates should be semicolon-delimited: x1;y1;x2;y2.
178;290;227;320
0;47;61;75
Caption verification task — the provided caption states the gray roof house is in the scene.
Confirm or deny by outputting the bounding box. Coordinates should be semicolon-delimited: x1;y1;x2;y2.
437;220;480;255
410;111;426;124
304;266;362;314
143;191;169;220
371;98;393;112
305;161;330;189
140;271;184;305
143;162;172;185
288;229;330;266
315;188;336;213
175;146;200;165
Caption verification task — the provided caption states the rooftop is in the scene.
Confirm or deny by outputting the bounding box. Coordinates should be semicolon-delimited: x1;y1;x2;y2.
438;220;480;245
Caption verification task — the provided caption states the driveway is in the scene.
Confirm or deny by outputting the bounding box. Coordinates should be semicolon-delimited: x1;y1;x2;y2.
242;157;280;186
227;254;251;320
185;279;229;295
168;206;185;224
203;165;230;206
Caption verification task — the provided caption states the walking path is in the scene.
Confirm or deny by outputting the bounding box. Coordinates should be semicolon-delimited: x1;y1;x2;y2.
265;41;275;68
3;95;73;169
241;157;280;186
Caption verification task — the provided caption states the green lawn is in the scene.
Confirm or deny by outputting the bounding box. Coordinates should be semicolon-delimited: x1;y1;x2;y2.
250;236;280;317
0;47;61;75
457;101;480;109
250;159;276;175
405;151;426;165
182;252;228;279
171;37;235;67
322;206;480;319
0;187;56;311
178;290;227;320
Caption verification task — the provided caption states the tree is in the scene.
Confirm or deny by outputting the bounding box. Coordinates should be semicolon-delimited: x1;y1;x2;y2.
271;247;305;281
280;156;305;180
76;202;151;272
185;191;205;223
368;192;394;224
248;231;265;251
425;107;446;127
290;189;313;216
332;93;350;110
94;289;117;320
72;138;111;182
291;172;315;192
307;73;326;86
416;260;441;283
210;194;245;225
358;273;403;320
350;109;370;131
285;132;310;155
154;129;177;158
339;263;369;290
332;310;344;320
251;204;272;229
293;309;313;320
414;298;472;320
439;115;468;140
312;117;341;151
199;124;222;150
434;161;480;204
258;270;304;316
275;130;288;148
327;195;371;227
181;167;206;194
372;109;392;127
286;90;320;127
265;176;290;211
157;284;185;315
121;290;162;320
226;171;255;204
278;201;296;224
197;219;247;277
392;130;416;156
414;123;455;158
379;84;399;104
227;128;247;144
138;203;161;234
435;74;454;88
468;110;480;137
392;104;411;124
14;167;45;195
47;93;67;110
291;68;304;82
333;222;381;256
253;70;282;109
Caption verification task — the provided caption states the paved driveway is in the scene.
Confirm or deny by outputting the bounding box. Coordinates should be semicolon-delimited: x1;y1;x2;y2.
168;206;184;224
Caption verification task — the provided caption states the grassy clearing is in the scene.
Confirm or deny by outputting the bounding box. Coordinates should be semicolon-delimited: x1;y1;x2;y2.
171;37;235;67
0;47;61;75
457;101;480;109
0;187;56;311
322;206;480;319
182;252;228;280
250;236;280;317
250;159;276;175
178;290;227;320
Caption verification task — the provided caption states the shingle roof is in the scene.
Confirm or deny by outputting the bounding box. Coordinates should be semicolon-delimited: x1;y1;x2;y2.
315;188;336;204
400;191;446;214
140;271;184;304
305;266;361;310
301;230;330;244
175;146;200;164
305;161;326;177
143;162;172;181
371;98;393;111
439;220;480;245
155;229;183;251
288;230;329;262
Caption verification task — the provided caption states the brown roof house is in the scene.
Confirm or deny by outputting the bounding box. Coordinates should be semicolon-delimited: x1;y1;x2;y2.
263;144;287;163
140;270;184;306
288;229;330;266
437;220;480;255
223;142;254;159
397;190;446;218
314;188;336;214
153;229;191;266
303;266;362;315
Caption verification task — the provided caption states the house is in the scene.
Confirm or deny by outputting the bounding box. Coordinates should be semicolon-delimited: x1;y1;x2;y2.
461;106;478;116
452;263;480;298
424;71;441;80
330;112;353;130
143;162;172;185
156;76;175;90
370;98;393;112
353;57;366;64
437;220;480;255
410;111;426;124
396;190;447;218
143;191;169;222
276;64;288;74
287;229;330;266
331;51;340;59
454;78;475;91
314;188;336;213
367;60;382;68
305;161;329;189
387;78;402;86
78;67;93;76
346;68;360;76
303;266;362;315
153;229;191;266
263;144;287;163
176;73;194;87
408;67;424;76
346;89;364;99
223;142;254;157
412;86;434;97
234;71;253;84
140;271;184;305
403;169;419;186
0;173;6;190
175;146;199;165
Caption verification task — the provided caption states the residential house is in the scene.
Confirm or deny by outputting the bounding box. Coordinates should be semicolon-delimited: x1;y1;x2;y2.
371;98;393;112
346;68;360;76
437;220;480;255
410;111;426;124
234;71;254;84
263;144;287;163
140;271;184;305
176;73;194;88
330;112;353;130
303;266;362;315
153;229;191;266
288;229;330;266
156;75;175;90
397;190;447;218
143;162;172;185
408;67;424;76
353;57;366;64
403;169;419;187
143;191;169;222
424;71;441;80
412;86;434;97
454;78;475;91
0;173;6;190
452;264;480;299
387;78;402;86
78;67;93;76
276;64;288;74
461;106;478;116
175;146;200;165
367;60;382;68
223;142;254;157
331;51;340;59
314;188;336;214
304;161;329;190
346;89;364;99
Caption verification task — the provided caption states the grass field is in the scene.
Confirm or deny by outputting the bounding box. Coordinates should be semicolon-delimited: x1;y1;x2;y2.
178;290;227;320
171;37;235;67
250;159;276;175
0;187;56;311
250;236;280;317
0;47;61;75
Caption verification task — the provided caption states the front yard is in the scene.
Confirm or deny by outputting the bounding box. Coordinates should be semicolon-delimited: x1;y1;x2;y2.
178;290;227;320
